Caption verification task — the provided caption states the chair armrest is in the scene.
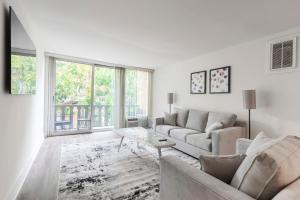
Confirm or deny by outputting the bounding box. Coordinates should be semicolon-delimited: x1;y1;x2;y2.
154;117;164;131
211;127;246;155
236;138;252;154
160;156;255;200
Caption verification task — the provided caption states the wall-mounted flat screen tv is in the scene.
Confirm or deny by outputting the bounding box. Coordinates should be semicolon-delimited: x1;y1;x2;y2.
9;7;36;94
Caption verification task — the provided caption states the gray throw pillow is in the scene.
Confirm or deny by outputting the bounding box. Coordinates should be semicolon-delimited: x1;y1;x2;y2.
185;109;208;132
174;107;189;127
164;112;177;126
200;154;246;184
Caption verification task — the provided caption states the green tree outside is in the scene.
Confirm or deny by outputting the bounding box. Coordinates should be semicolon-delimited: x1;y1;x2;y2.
11;54;36;94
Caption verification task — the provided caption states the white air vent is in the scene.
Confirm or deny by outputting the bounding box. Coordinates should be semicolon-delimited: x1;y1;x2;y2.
269;36;297;72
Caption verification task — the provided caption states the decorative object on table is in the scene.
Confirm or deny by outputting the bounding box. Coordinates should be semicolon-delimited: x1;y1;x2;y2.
209;66;231;94
167;93;174;113
243;90;256;139
190;71;206;94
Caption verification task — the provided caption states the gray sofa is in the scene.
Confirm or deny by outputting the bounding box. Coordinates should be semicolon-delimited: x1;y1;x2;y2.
159;138;300;200
154;109;246;157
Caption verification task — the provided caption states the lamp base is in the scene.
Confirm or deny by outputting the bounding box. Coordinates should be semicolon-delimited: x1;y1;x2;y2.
248;109;251;139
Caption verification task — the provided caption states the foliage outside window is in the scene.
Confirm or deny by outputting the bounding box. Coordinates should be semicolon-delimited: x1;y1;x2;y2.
55;60;92;105
11;54;36;94
55;60;116;129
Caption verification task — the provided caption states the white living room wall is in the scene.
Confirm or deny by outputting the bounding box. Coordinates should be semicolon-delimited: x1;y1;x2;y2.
0;0;45;199
153;27;300;138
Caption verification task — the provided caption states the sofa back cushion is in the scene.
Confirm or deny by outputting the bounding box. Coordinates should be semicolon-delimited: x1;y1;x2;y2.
164;112;177;126
174;107;189;127
206;112;237;130
231;136;300;200
185;109;208;132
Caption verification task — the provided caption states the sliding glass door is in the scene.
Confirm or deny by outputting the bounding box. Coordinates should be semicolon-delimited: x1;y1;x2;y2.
92;66;115;129
49;57;151;136
54;60;93;133
53;60;115;135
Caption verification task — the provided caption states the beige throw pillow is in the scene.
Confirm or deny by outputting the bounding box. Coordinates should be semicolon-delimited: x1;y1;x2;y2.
205;122;223;138
200;154;245;184
231;136;300;200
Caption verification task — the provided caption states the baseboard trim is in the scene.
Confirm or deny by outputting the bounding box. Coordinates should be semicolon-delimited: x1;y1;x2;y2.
4;139;44;200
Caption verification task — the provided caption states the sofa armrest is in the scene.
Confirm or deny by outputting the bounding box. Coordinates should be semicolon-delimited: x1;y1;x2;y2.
236;138;252;154
211;127;246;155
154;117;164;131
160;156;255;200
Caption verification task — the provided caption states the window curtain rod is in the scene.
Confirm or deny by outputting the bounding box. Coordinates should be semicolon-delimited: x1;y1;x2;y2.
45;52;155;73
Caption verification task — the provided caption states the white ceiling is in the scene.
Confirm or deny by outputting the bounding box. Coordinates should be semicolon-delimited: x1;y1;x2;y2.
19;0;300;68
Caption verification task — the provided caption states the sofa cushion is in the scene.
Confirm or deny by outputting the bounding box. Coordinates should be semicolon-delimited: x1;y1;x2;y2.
231;136;300;200
164;112;177;126
186;134;212;151
185;109;208;132
206;112;237;129
273;178;300;200
200;154;246;184
156;125;181;136
169;128;200;142
174;107;189;127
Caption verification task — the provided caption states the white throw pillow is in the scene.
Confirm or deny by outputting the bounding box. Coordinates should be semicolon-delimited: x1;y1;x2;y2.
246;131;272;155
205;122;223;138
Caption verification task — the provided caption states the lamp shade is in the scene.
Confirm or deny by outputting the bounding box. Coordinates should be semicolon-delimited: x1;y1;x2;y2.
167;93;174;104
243;90;256;109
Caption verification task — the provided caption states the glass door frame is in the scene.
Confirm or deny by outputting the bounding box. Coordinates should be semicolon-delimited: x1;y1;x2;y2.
49;58;114;136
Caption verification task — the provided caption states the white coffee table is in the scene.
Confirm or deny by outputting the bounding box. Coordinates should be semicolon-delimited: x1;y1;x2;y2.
114;127;176;158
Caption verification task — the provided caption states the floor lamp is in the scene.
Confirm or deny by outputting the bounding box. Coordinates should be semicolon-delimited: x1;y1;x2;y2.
243;90;256;139
167;93;174;113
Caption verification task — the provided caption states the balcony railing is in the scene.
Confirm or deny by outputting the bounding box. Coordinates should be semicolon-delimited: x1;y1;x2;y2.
55;104;144;131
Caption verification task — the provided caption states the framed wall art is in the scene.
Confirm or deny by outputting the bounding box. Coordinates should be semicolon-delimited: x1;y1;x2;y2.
209;66;231;94
190;70;206;94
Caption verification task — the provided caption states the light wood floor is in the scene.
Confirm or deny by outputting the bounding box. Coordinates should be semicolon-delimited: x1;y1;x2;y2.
16;131;120;200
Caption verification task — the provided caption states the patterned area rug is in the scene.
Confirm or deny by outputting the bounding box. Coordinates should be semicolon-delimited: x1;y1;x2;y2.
58;138;200;200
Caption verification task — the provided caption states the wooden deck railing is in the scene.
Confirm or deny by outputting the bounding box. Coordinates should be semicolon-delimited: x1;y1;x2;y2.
55;104;142;131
